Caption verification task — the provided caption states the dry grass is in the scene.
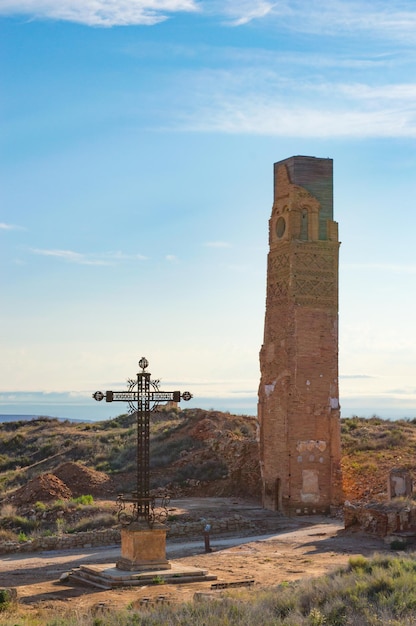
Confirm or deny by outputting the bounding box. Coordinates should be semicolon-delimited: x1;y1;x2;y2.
341;416;416;503
3;554;416;625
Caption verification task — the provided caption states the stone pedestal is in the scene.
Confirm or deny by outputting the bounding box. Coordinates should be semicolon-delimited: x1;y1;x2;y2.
116;523;171;571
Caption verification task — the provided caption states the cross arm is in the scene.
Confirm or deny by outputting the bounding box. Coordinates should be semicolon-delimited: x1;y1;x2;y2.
92;390;192;403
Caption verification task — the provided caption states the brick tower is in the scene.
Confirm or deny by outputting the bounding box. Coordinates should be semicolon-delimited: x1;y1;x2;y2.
258;156;343;515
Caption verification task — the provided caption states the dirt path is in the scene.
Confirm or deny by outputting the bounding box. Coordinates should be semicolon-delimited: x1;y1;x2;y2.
0;501;388;620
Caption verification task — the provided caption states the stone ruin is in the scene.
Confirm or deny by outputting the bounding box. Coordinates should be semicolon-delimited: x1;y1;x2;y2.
344;468;416;545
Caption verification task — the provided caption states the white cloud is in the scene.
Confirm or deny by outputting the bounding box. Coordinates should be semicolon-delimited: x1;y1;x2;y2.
0;0;199;26
204;241;231;248
30;248;147;265
344;263;416;274
165;254;179;262
31;248;109;265
1;0;415;39
0;222;21;230
197;0;416;44
264;0;416;43
341;375;374;379
183;98;416;138
106;250;148;261
208;0;275;26
339;83;416;101
176;66;416;138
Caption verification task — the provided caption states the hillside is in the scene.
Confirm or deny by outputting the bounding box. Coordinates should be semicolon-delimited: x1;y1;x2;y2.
1;409;416;510
0;408;261;504
341;415;416;503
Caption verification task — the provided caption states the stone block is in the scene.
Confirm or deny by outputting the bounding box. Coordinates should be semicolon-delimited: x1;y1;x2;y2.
117;524;171;571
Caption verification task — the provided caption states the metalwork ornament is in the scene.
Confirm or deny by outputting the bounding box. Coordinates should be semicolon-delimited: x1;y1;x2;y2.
92;357;192;528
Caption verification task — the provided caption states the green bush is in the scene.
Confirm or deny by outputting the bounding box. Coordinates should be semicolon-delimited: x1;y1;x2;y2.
72;494;94;505
0;514;36;533
0;589;15;612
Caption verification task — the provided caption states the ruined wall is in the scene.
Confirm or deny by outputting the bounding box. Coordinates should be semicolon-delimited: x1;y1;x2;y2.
258;156;343;515
0;514;282;555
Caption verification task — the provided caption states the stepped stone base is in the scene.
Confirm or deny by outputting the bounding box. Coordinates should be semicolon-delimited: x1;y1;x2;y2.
69;521;217;590
70;562;217;590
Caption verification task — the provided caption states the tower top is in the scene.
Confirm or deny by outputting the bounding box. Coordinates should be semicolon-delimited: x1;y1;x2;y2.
274;156;333;240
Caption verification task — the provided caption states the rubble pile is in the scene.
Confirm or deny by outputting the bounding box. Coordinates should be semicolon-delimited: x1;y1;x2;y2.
11;473;72;505
54;462;112;497
9;462;112;505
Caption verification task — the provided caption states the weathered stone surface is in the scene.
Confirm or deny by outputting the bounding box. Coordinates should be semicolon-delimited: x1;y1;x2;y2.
0;514;269;554
258;156;343;515
388;468;413;500
117;525;170;571
344;501;416;539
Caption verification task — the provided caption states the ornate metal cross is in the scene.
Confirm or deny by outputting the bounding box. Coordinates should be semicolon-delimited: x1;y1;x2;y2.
93;357;192;527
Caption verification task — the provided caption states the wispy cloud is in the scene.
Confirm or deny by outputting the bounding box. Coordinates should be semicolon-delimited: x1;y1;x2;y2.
176;67;416;138
204;241;232;248
105;251;148;261
260;0;416;43
341;374;374;379
200;0;416;44
0;0;199;27
2;0;416;38
0;222;21;230
30;248;147;265
343;262;416;273
165;254;179;262
207;0;275;26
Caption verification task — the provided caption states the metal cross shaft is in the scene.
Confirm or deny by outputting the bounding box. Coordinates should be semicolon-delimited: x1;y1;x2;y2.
92;357;192;526
136;366;150;518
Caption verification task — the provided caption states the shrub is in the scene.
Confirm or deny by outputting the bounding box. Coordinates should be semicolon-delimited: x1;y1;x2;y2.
348;555;369;571
0;514;36;533
72;494;94;506
0;529;17;542
150;436;201;469
0;589;16;612
67;513;115;533
56;518;67;534
152;575;165;585
0;503;17;518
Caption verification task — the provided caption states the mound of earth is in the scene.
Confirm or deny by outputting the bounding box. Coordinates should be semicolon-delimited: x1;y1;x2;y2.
11;473;72;505
53;462;112;498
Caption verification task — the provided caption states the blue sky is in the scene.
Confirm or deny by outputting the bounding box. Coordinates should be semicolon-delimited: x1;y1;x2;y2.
1;0;416;421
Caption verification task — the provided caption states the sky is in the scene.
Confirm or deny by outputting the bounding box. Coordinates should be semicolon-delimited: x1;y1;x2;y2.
1;0;416;422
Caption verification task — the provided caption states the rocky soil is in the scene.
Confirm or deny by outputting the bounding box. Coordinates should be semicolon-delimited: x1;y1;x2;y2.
0;501;388;620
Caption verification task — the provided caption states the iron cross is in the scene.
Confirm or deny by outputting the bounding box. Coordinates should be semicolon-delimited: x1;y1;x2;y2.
93;357;192;525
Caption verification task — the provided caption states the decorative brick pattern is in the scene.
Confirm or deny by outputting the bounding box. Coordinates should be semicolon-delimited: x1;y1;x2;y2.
258;156;343;515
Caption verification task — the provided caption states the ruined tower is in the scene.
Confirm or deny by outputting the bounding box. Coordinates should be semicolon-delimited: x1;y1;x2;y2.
258;156;343;515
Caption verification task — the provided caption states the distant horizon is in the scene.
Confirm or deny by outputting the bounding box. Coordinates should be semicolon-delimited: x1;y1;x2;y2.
1;396;415;423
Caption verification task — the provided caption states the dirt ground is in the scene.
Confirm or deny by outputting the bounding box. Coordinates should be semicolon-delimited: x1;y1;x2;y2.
0;498;388;621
